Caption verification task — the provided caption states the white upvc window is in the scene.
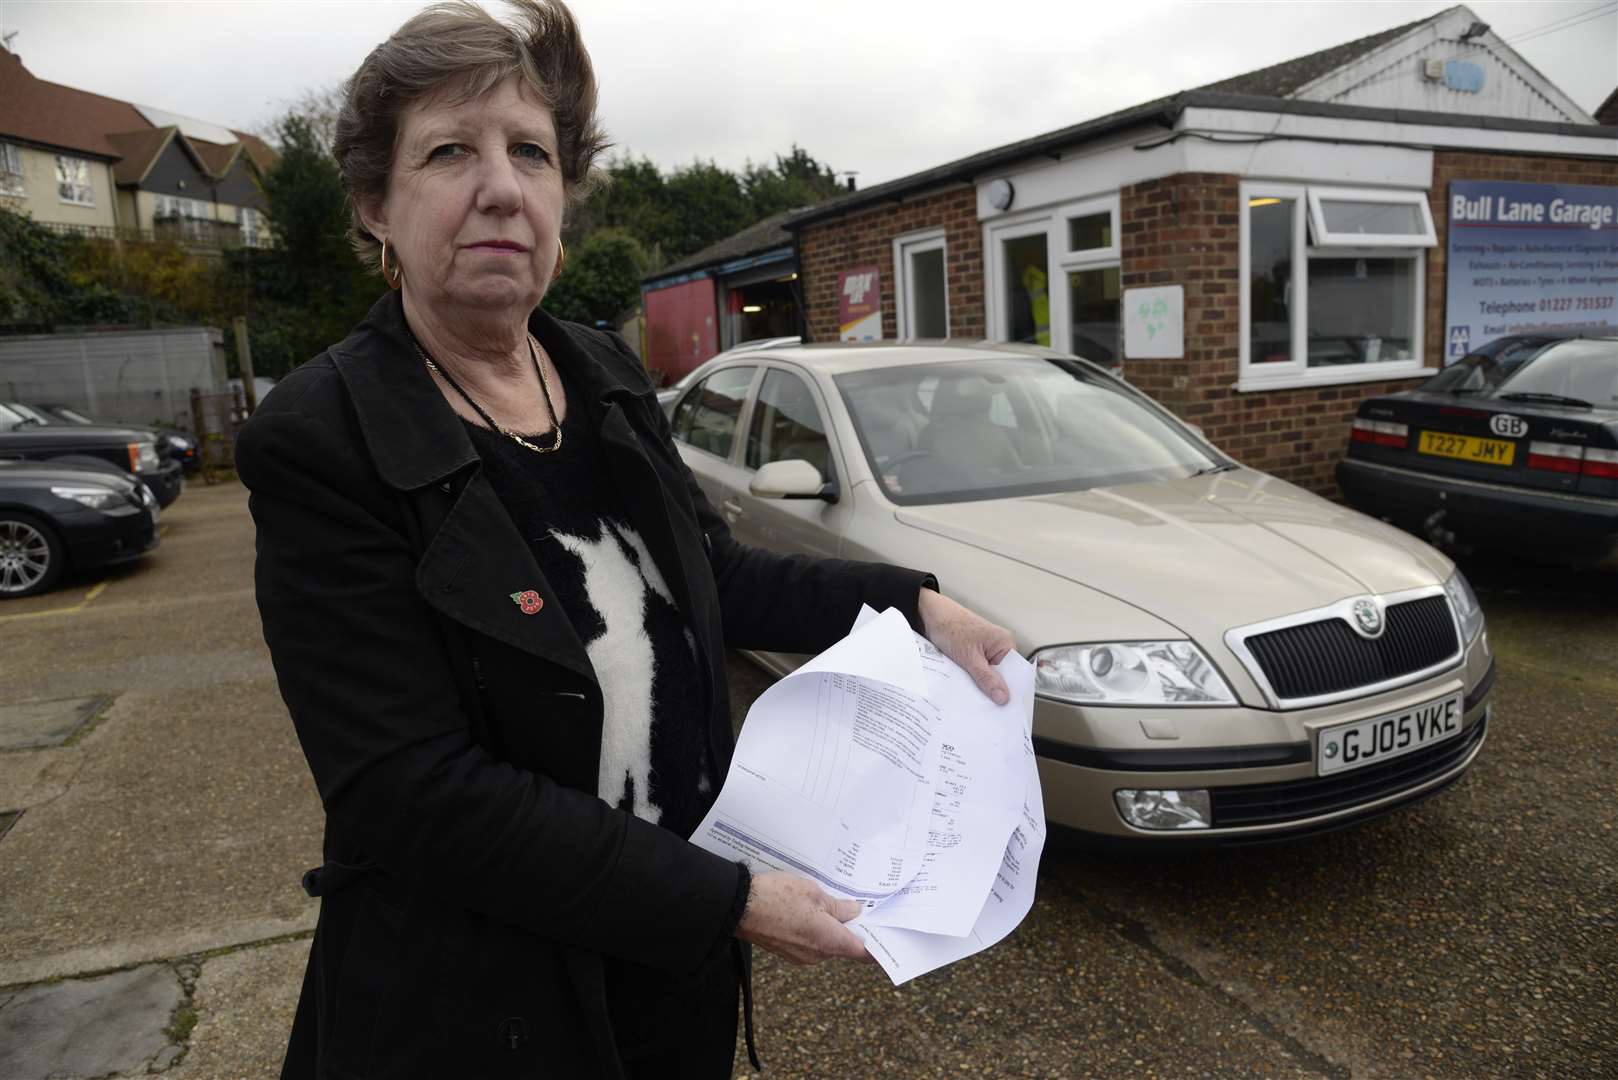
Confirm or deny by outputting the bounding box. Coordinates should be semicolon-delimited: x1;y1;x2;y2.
985;193;1122;368
0;143;25;197
1306;186;1436;248
1055;195;1121;369
1058;193;1120;264
55;155;94;206
238;206;262;247
1239;181;1434;391
894;228;949;339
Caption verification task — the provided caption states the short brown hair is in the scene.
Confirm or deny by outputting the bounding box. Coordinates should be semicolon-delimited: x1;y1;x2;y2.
332;0;609;273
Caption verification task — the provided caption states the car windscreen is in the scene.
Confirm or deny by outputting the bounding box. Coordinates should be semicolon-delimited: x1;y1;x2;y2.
0;403;31;431
835;357;1219;505
6;403;56;425
51;406;95;424
1492;339;1618;406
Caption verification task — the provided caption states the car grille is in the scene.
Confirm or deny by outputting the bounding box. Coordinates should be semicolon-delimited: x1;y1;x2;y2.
1209;715;1486;828
1243;596;1458;701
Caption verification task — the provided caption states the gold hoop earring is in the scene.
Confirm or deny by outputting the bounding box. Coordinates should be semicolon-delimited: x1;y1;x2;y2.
552;241;565;283
380;238;402;290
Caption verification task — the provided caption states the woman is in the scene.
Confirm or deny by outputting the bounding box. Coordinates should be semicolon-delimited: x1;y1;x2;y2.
238;2;1015;1076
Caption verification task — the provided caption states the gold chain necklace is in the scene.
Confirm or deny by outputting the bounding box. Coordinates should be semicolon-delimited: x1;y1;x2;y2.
416;332;562;454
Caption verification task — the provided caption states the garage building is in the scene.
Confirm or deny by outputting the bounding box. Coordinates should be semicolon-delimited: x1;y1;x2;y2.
784;5;1617;497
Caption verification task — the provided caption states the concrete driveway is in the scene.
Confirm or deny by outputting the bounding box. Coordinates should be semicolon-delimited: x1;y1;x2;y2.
0;481;1612;1078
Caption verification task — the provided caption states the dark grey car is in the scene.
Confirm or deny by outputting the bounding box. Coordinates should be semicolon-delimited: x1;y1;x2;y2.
0;459;159;598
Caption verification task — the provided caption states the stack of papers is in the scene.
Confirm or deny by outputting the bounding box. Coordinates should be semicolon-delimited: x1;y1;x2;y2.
691;606;1045;984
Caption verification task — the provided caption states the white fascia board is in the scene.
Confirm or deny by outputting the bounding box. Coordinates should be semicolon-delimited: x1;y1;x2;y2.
1185;136;1432;189
974;114;1439;221
1182;106;1618;160
976;124;1179;221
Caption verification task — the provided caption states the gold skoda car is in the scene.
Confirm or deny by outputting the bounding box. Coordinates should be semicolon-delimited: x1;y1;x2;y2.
666;342;1492;845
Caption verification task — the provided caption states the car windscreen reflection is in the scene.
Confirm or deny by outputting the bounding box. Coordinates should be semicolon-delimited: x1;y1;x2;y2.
836;357;1219;505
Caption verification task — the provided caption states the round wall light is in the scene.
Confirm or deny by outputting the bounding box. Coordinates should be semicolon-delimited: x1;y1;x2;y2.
987;178;1015;212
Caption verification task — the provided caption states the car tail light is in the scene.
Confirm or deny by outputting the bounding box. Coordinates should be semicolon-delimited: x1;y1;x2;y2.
1527;441;1582;474
1351;418;1408;448
1583;447;1618;479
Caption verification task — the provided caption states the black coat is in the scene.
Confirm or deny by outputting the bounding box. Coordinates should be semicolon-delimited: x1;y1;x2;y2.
238;292;931;1079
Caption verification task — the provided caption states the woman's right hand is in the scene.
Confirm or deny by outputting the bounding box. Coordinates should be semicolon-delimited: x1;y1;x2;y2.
735;872;868;965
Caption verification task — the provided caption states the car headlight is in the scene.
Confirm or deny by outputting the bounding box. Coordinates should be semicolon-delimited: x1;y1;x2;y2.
1032;641;1236;705
1442;570;1484;644
51;484;124;511
129;441;161;472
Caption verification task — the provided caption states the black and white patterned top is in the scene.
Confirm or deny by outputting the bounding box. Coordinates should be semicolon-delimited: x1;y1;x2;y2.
464;369;715;840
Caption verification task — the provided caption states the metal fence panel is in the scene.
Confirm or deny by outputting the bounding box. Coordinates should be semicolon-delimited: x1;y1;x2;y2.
0;327;228;431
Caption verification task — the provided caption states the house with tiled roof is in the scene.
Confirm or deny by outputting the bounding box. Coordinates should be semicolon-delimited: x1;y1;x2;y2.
0;47;275;248
767;3;1614;500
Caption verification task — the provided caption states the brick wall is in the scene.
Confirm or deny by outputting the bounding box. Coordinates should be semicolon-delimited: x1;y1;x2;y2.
797;184;982;343
1424;150;1618;361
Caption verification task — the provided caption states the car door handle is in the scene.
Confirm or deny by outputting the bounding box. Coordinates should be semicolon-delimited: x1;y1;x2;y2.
721;498;742;521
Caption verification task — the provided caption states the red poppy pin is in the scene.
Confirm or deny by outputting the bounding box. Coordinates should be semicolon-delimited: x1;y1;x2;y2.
510;589;544;615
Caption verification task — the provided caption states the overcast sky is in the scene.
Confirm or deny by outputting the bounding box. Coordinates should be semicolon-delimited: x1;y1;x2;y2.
3;1;1614;186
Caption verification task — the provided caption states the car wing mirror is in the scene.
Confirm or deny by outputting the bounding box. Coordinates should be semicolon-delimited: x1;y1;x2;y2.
750;459;837;502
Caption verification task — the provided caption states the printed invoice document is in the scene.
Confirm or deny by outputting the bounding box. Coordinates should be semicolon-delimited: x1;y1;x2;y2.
690;606;1045;984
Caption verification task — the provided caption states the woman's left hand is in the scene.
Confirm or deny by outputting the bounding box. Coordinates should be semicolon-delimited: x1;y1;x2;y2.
917;589;1018;706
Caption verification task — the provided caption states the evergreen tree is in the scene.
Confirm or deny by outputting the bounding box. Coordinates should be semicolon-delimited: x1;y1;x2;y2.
743;145;841;220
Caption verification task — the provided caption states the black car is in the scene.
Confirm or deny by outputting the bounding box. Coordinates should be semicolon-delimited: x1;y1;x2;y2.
0;402;185;508
23;402;200;475
0;459;159;598
1338;337;1618;567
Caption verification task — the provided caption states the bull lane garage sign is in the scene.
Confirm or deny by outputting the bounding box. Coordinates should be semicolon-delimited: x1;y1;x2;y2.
1444;180;1618;361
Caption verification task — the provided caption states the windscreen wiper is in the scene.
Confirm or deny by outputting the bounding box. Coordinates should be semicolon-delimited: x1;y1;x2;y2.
1191;463;1238;476
1495;391;1593;409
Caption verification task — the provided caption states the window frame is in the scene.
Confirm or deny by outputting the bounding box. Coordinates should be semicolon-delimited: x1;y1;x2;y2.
1239;181;1432;392
669;363;760;463
1306;185;1437;249
743;363;840;485
893;228;950;340
986;195;1123;364
1057;193;1120;266
985;214;1058;347
239;206;261;247
0;142;25;197
55;154;94;207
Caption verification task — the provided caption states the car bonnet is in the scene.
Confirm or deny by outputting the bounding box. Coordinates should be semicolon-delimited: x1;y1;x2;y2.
893;468;1452;650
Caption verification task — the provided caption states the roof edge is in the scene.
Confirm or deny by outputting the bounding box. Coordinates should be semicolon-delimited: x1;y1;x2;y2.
784;96;1185;230
1186;90;1618;137
641;243;794;288
786;91;1616;231
0;133;123;162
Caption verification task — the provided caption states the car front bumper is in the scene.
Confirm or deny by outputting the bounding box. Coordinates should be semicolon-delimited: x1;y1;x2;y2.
60;505;160;571
1337;457;1618;566
1032;632;1494;845
139;461;185;508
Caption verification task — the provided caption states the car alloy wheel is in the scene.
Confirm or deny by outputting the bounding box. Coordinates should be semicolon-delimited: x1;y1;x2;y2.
0;513;65;598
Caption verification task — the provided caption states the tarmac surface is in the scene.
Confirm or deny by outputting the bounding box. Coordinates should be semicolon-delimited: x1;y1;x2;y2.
0;480;1612;1078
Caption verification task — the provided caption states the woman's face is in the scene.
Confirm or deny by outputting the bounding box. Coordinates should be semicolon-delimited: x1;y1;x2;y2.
368;74;565;317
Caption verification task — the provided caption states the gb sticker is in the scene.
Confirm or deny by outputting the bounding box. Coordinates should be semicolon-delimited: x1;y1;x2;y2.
1490;414;1528;438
